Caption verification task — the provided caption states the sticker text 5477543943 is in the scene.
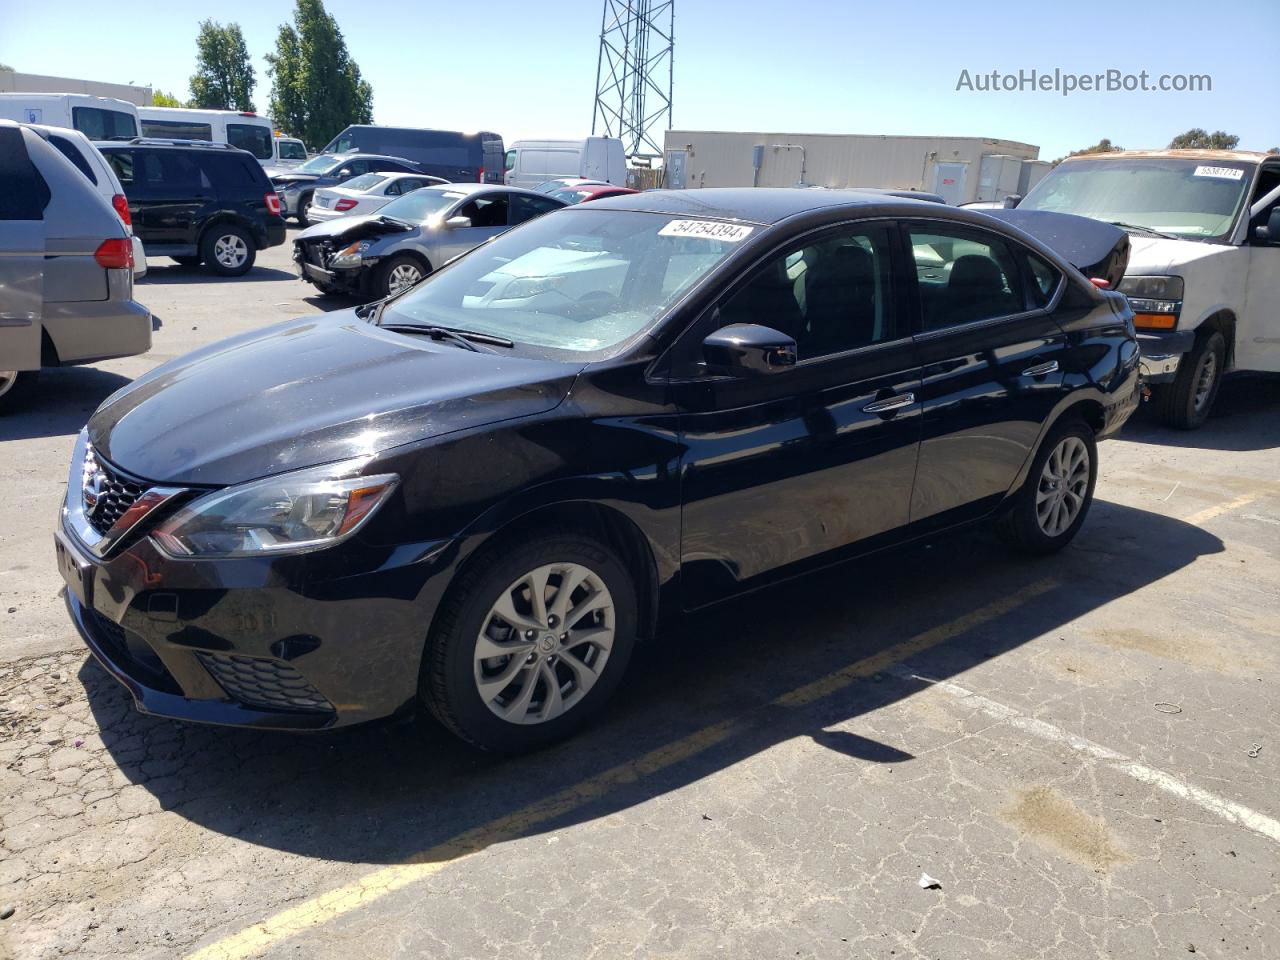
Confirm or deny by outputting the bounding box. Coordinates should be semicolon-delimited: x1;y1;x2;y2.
658;220;755;242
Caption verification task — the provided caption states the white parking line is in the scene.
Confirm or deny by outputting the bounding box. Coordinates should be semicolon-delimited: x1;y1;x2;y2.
889;667;1280;846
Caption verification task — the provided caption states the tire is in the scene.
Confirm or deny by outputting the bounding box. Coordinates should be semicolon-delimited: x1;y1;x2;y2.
171;255;202;267
421;532;638;752
1152;330;1225;430
200;225;256;277
0;369;38;413
996;417;1098;555
295;194;313;227
372;254;429;299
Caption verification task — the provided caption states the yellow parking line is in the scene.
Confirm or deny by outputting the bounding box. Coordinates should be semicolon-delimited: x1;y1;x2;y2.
187;577;1058;960
1184;494;1258;527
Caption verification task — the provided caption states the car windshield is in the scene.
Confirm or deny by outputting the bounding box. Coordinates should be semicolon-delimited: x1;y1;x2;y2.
378;188;469;222
1019;157;1253;240
296;154;343;174
549;189;592;205
382;210;751;356
342;173;389;192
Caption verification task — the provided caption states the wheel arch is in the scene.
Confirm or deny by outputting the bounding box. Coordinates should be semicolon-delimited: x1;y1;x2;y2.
197;213;257;250
1002;391;1108;506
1195;309;1236;369
441;500;663;643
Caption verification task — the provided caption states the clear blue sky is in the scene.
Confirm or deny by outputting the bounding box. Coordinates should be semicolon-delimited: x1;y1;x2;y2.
3;0;1276;159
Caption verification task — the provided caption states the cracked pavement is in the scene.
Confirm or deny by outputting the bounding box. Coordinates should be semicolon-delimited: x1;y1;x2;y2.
2;240;1278;959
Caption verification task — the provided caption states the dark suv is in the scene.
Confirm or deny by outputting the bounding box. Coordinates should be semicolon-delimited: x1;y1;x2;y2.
98;139;286;277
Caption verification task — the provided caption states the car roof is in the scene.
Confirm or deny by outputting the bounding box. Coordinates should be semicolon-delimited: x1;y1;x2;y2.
586;187;953;224
418;183;556;198
562;184;638;197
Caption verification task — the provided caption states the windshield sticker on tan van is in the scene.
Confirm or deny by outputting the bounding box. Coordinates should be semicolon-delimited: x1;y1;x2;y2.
658;220;755;242
1193;166;1244;180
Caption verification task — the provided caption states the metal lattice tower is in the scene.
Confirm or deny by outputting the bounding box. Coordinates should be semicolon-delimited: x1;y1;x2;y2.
591;0;674;161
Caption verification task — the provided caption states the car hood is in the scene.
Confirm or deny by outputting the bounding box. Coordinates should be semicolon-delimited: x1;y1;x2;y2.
272;173;321;186
88;312;581;486
296;214;418;242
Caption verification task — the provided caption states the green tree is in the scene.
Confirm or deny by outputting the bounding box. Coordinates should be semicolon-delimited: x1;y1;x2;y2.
189;19;256;111
266;0;373;147
151;89;185;108
1053;138;1123;165
1168;128;1239;150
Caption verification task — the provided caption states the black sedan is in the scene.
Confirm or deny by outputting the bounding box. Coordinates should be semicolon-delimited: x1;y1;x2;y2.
271;153;425;226
56;189;1140;751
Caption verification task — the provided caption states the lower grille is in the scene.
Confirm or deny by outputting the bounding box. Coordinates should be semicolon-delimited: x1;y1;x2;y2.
198;653;333;714
88;610;179;692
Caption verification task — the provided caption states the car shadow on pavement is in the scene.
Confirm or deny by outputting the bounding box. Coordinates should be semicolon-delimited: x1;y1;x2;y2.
1122;374;1280;452
138;264;298;284
0;367;131;442
80;498;1223;872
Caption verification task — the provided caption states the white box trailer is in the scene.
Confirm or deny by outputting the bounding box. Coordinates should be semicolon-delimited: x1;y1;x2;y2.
663;130;1041;204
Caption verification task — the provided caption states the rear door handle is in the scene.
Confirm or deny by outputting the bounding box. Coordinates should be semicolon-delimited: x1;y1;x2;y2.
1022;360;1059;378
862;392;915;414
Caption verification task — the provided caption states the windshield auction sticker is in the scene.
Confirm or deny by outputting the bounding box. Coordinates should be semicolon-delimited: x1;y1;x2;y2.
1193;166;1244;180
658;220;755;242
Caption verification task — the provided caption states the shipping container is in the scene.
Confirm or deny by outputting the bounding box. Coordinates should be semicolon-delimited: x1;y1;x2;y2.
663;130;1042;204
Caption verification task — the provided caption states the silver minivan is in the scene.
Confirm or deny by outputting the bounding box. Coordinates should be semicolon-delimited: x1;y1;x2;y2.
0;120;151;411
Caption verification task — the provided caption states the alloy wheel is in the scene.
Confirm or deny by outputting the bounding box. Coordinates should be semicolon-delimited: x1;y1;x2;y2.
1035;435;1090;537
213;234;248;270
387;263;422;295
473;562;615;725
0;371;17;400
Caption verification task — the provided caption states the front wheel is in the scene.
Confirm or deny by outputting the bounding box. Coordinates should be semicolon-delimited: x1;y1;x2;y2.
997;417;1098;555
294;195;313;227
421;533;638;752
1152;330;1225;430
372;254;429;298
201;226;256;277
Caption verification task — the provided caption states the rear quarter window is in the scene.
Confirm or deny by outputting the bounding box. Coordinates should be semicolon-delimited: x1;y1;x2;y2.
48;135;97;185
0;128;50;218
200;153;269;192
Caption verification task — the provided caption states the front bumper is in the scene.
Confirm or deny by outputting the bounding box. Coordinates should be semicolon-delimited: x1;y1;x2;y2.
56;503;452;731
1137;330;1195;384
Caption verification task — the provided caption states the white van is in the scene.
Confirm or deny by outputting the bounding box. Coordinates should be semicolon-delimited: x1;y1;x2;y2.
137;107;277;165
504;137;626;189
1020;149;1280;428
0;93;138;140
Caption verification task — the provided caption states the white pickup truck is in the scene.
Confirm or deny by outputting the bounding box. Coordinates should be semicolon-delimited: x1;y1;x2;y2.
1018;150;1280;428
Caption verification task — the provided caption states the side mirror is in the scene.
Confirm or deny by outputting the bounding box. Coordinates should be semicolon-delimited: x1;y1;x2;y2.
702;323;798;377
1003;194;1022;208
1255;207;1280;244
336;169;352;180
445;215;472;229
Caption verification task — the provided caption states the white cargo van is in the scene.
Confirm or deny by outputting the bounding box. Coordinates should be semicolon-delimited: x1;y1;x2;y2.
504;137;625;189
1019;150;1280;428
137;107;278;165
0;93;138;140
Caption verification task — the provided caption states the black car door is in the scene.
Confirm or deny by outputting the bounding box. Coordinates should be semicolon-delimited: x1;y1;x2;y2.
673;221;923;607
901;220;1071;530
108;149;209;248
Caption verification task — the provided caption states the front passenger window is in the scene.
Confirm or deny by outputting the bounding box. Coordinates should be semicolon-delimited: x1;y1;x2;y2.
457;195;509;228
908;227;1022;331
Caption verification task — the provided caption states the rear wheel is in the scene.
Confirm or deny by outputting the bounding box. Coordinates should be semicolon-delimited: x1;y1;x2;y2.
0;369;37;413
372;254;429;298
421;532;638;752
171;255;201;267
1152;330;1225;430
997;417;1097;555
200;225;256;277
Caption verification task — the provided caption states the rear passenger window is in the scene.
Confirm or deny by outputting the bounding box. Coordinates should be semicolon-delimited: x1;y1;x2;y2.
48;135;97;185
907;226;1023;331
1023;253;1061;308
718;224;899;361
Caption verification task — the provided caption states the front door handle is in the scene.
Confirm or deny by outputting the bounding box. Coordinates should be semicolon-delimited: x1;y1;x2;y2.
862;392;916;414
1022;360;1059;378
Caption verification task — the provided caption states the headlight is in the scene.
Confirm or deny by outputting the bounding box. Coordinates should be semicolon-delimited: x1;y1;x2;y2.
331;241;371;268
1117;275;1183;330
152;460;398;559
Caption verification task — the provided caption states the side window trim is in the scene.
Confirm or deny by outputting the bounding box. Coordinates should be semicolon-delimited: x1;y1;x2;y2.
898;217;1046;338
